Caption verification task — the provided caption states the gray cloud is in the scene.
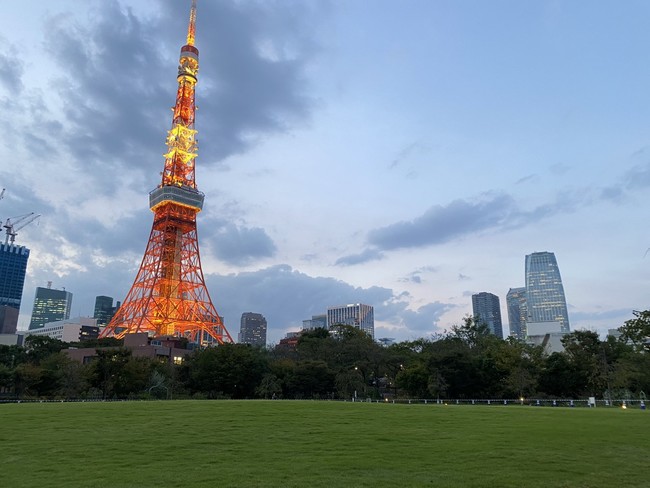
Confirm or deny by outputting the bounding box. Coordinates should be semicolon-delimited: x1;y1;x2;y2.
335;248;384;266
389;141;427;170
368;193;516;251
515;174;538;185
204;220;277;266
0;40;24;94
624;163;650;190
360;188;589;254
569;308;633;323
399;265;438;284
375;299;455;336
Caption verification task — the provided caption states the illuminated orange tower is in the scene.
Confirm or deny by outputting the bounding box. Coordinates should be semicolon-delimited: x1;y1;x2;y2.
100;0;233;345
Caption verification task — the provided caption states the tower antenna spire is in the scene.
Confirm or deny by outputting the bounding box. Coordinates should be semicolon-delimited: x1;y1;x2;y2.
186;0;197;46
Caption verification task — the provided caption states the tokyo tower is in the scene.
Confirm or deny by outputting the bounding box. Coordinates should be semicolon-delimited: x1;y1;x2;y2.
100;0;233;345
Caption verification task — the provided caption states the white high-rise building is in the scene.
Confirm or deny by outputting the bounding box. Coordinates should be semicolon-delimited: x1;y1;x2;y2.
327;303;374;338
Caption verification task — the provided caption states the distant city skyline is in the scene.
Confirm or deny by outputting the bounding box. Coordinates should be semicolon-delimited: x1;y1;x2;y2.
2;1;650;343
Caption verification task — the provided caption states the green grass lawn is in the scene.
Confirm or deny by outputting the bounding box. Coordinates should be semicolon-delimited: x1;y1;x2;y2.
0;400;647;487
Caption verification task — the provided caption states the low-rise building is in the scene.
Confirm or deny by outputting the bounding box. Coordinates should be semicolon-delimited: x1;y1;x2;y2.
24;317;99;343
64;333;193;365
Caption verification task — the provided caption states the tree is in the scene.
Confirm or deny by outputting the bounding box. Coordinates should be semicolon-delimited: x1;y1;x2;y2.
561;330;615;397
286;360;334;399
188;344;267;399
538;352;582;398
14;362;42;398
619;310;650;353
396;364;430;398
24;336;68;364
256;373;282;399
0;363;14;393
87;348;133;399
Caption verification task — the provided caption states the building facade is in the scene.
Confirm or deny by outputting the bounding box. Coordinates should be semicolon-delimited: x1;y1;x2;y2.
238;312;267;346
0;306;19;334
0;243;30;311
506;287;527;340
93;296;116;326
28;285;73;330
24;317;99;343
525;251;570;333
327;303;374;338
302;314;327;330
471;292;503;338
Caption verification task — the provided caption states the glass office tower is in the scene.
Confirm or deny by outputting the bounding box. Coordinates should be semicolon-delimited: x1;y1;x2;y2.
506;287;527;340
471;292;503;338
0;243;30;311
28;286;73;330
525;252;570;333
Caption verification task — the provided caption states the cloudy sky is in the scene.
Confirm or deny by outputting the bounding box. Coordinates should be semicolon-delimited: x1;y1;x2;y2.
2;0;649;343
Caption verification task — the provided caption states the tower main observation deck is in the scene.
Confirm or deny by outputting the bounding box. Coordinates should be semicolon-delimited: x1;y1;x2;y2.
100;0;233;345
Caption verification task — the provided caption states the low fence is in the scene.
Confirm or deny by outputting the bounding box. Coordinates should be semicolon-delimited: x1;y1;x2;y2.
1;396;647;409
356;397;647;409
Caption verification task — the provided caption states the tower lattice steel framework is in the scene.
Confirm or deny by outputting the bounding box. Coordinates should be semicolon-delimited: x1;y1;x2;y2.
100;0;233;345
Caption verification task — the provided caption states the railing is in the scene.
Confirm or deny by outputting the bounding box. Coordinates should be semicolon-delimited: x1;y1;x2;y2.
0;397;646;409
354;397;647;409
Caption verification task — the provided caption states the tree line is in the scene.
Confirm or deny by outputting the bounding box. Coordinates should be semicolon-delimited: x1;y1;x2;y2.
0;312;648;401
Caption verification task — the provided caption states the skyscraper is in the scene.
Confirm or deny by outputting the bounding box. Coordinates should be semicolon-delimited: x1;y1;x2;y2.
327;303;374;338
506;287;527;340
28;285;73;330
471;292;503;338
0;243;30;311
525;251;570;333
0;243;30;334
93;296;115;326
238;312;267;346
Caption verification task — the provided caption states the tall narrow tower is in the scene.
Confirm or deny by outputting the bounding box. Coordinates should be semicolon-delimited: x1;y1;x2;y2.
100;0;233;345
525;251;570;334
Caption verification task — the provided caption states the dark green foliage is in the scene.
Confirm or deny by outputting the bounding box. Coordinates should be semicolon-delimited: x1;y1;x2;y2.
619;309;650;352
3;312;650;400
24;335;68;364
187;343;267;398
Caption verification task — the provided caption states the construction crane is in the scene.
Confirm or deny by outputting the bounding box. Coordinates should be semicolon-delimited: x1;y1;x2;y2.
4;212;40;245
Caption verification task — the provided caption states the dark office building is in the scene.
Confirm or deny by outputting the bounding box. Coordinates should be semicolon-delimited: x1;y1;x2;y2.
238;312;267;346
28;285;73;330
93;295;115;326
0;305;19;334
471;292;503;338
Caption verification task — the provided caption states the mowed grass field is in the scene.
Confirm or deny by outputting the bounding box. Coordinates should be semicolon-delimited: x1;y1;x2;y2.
0;400;647;487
